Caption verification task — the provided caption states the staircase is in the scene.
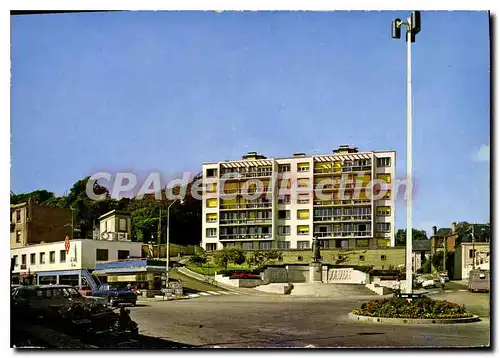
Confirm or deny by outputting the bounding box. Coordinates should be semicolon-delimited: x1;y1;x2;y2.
290;283;377;297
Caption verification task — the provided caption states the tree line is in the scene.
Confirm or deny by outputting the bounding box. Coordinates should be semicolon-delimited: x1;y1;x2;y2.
11;175;202;246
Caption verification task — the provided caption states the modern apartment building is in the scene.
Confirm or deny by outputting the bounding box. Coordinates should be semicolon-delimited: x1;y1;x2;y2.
201;145;396;251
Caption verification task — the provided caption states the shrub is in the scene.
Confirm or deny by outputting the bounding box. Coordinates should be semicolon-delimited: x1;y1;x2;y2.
188;253;207;266
352;297;473;319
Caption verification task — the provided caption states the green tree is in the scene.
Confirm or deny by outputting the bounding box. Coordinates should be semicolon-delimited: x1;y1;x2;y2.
431;251;454;274
248;250;282;270
188;253;207;266
227;247;246;266
213;249;231;270
395;229;428;246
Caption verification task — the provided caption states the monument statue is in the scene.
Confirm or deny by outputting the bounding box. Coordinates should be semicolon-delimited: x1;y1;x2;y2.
312;237;321;262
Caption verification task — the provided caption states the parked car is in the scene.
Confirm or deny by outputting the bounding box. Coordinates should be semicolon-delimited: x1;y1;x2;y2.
12;285;87;315
92;283;137;307
468;269;490;292
440;275;450;284
421;279;438;288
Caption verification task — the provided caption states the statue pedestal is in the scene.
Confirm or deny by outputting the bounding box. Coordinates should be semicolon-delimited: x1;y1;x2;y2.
309;262;322;283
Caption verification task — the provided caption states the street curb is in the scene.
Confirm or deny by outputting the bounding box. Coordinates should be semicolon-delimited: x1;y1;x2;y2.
348;312;480;324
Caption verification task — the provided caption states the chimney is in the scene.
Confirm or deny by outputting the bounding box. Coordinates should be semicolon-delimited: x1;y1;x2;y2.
432;226;437;236
452;222;457;234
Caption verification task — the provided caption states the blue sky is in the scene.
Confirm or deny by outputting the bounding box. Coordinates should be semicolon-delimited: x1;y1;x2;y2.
11;11;490;234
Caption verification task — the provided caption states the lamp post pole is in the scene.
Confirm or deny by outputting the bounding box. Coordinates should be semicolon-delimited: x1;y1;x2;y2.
392;11;421;295
166;199;184;283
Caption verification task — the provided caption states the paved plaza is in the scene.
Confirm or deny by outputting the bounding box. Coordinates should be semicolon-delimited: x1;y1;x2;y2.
129;291;490;348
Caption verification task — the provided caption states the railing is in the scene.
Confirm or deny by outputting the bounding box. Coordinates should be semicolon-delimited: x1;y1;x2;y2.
219;218;272;225
219;203;272;209
313;231;371;238
313;199;371;206
219;187;272;195
314;166;371;174
313;215;371;222
219;234;272;240
297;199;310;204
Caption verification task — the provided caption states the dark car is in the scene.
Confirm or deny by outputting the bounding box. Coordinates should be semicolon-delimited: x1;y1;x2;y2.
93;283;137;307
12;285;87;315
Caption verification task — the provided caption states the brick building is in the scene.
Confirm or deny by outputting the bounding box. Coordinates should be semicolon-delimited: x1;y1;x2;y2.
10;201;73;249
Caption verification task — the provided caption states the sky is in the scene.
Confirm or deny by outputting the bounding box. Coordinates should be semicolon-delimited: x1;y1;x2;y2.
10;11;490;234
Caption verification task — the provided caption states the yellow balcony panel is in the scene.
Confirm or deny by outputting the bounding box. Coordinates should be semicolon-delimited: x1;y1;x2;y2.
206;198;217;208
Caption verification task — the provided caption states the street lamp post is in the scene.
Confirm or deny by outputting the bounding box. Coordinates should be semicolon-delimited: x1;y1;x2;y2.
166;199;184;283
392;11;421;295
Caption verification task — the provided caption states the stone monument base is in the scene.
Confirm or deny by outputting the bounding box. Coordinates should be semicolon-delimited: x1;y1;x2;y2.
309;262;322;283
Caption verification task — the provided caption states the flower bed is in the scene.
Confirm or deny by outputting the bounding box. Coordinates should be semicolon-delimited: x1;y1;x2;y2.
352;297;473;319
230;273;261;279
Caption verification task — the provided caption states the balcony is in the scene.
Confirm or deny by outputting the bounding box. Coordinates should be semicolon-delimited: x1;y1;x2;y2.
313;231;371;238
219;233;272;241
313;215;372;222
342;165;372;173
219;203;272;210
219;218;272;225
313;199;371;206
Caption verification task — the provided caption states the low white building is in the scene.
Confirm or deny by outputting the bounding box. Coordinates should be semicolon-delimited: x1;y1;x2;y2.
11;238;143;286
453;242;490;280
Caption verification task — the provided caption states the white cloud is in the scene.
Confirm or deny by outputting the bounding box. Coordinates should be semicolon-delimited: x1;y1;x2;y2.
475;144;490;162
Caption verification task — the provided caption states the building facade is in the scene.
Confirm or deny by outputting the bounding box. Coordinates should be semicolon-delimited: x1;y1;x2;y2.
453;242;490;280
98;210;132;242
201;145;396;251
10;202;73;249
11;238;143;286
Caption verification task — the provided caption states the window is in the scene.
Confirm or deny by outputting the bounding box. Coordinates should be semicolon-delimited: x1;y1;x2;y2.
376;206;391;217
381;255;387;261
60;250;66;263
376;223;391;233
21;254;26;265
40;252;46;264
206;243;217;251
297;225;310;235
16;230;21;243
206;198;217;208
16;210;21;222
359;255;365;261
377;157;391;167
259;241;272;250
297;178;310;188
278;226;291;236
469;249;476;259
297;194;310;204
320;240;329;249
206;183;217;193
278;195;291;204
96;249;109;261
13;255;18;265
278;210;290;219
297;162;310;172
297;209;310;220
278;241;290;249
30;253;36;265
297;241;310;249
278;164;291;173
119;218;127;232
206;228;217;237
357;239;369;248
376;173;391;183
206;213;217;223
49;251;56;264
206;168;217;177
242;242;253;250
118;250;130;260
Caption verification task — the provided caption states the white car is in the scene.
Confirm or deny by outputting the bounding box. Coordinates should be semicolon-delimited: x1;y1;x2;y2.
421;279;437;288
416;276;426;284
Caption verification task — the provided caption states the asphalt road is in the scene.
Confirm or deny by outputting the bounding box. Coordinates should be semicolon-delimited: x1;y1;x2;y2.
129;294;490;348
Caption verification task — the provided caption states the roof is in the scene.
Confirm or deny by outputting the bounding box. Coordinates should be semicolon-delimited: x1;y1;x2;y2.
413;240;431;251
202;149;396;166
98;209;130;220
432;228;452;237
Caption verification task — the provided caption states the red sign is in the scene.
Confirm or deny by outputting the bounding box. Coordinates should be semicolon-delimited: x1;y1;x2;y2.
65;235;71;253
